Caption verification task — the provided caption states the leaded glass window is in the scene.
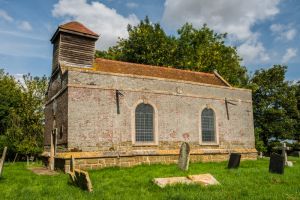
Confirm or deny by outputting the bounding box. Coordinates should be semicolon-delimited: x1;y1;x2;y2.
201;108;215;142
135;103;154;142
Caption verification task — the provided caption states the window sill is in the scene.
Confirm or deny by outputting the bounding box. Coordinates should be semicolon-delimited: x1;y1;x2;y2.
133;142;158;147
199;142;219;146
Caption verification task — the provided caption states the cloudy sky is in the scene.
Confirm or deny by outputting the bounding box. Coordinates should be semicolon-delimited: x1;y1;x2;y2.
0;0;299;80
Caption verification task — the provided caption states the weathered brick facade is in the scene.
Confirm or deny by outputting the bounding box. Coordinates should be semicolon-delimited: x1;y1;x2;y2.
43;22;257;172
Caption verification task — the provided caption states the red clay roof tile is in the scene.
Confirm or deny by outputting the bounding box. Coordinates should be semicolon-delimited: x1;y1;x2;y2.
59;21;99;37
91;58;229;87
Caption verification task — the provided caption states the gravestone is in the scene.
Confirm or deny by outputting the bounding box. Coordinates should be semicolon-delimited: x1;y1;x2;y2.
70;156;75;172
281;143;293;167
68;156;76;183
69;169;93;192
227;153;241;169
178;142;190;171
153;173;220;188
269;153;284;174
68;156;93;192
0;147;7;178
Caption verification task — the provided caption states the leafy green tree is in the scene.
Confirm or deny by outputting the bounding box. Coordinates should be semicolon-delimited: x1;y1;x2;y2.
294;81;300;141
96;17;248;87
0;70;47;158
250;65;299;151
0;69;22;136
97;17;176;66
173;24;247;86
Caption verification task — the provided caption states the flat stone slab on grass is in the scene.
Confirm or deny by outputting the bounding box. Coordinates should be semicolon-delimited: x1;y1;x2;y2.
153;173;219;188
187;174;220;186
28;167;59;176
153;177;192;188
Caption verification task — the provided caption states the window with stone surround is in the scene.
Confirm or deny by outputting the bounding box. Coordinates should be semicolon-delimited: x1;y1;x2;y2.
135;103;154;142
201;108;215;142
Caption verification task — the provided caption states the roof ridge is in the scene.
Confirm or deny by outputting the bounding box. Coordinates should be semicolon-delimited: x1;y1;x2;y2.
59;21;99;37
94;58;215;77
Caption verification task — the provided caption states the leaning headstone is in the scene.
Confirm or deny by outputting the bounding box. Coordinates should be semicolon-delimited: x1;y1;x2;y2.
269;153;284;174
178;142;190;171
227;153;241;169
70;156;75;172
73;169;93;192
68;156;76;183
68;156;93;192
0;147;8;178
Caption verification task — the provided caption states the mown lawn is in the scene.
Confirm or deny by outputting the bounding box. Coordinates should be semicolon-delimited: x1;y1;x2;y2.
0;157;300;200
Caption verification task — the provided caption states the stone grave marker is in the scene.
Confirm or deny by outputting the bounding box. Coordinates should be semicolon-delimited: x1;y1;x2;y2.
153;173;220;188
269;153;284;174
227;153;241;169
178;142;190;171
0;147;7;178
73;169;93;192
68;156;93;192
281;143;293;167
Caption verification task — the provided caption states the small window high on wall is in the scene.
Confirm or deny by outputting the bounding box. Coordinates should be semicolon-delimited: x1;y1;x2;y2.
201;108;215;142
135;103;154;142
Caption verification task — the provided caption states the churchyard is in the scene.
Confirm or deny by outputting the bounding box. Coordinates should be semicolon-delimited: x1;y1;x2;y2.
0;157;299;200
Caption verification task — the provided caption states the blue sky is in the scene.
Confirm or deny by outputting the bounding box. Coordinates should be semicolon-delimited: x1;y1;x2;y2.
0;0;299;81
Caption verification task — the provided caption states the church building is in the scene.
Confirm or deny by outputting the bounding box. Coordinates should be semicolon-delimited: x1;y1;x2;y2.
43;22;256;172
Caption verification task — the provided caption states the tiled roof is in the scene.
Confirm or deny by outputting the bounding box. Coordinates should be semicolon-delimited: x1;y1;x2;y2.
51;21;99;42
88;58;229;87
59;21;99;37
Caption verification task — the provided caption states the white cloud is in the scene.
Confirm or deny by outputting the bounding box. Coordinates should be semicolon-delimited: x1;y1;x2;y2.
282;48;297;63
162;0;280;63
0;9;13;22
126;2;138;9
270;23;297;41
13;74;26;87
237;34;270;64
52;0;139;50
17;21;32;31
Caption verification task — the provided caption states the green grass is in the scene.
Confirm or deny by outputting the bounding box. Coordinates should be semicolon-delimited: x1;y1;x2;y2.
1;157;300;200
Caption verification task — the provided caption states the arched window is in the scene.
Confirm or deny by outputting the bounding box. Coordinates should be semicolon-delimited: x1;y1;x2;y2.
135;103;154;142
201;108;215;142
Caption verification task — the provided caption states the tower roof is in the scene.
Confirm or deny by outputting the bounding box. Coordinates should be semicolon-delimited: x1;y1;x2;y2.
50;21;99;43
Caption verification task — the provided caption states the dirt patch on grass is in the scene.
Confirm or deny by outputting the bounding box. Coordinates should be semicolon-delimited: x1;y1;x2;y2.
28;167;59;175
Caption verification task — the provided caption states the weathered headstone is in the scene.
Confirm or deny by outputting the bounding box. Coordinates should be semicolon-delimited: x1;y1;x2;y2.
227;153;241;169
0;147;7;178
269;153;284;174
281;143;293;167
68;156;76;183
70;156;75;172
68;156;93;192
178;142;190;171
69;169;93;192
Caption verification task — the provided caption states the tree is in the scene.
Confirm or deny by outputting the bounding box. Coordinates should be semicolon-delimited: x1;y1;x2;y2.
0;69;22;136
173;24;247;86
250;65;299;151
96;17;248;87
0;70;48;159
97;17;176;67
294;81;300;141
